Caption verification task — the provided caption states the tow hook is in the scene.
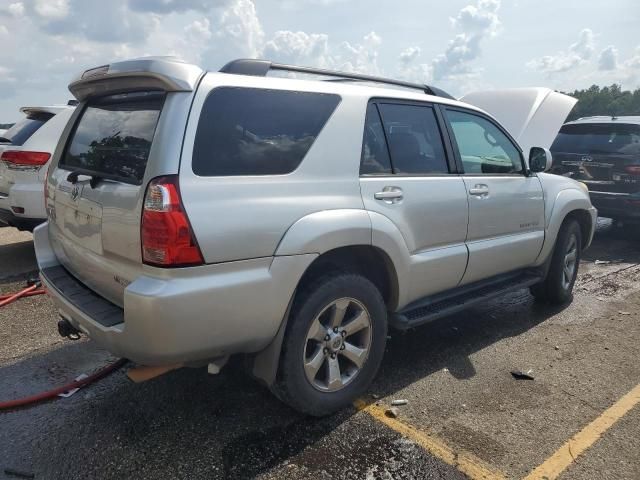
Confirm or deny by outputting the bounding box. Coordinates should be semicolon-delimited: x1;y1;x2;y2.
57;318;81;340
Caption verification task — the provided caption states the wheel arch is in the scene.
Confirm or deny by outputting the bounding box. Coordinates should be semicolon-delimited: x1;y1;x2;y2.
536;188;596;265
251;244;400;387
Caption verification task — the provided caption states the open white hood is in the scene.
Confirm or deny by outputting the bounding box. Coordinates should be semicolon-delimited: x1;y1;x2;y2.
460;88;577;159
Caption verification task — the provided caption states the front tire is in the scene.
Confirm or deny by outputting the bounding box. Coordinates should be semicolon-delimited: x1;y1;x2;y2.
531;219;582;305
274;273;387;416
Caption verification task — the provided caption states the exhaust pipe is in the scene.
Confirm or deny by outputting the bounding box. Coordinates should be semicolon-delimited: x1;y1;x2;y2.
57;318;81;340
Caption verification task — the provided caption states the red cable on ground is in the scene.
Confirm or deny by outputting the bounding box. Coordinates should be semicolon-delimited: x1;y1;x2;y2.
0;284;46;307
0;290;45;301
0;358;128;411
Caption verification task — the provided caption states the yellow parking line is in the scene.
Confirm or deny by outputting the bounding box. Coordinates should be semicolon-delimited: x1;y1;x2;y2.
524;382;640;480
354;399;507;480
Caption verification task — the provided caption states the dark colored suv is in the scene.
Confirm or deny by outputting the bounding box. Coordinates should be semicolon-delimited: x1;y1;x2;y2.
550;116;640;223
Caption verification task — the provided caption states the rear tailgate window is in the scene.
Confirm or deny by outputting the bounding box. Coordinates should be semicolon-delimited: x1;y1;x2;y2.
552;123;640;155
1;112;54;145
59;91;164;185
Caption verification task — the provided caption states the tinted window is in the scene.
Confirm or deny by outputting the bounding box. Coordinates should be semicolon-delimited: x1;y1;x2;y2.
360;103;392;175
551;123;640;156
193;88;341;176
448;110;523;174
1;112;54;146
60;92;164;185
377;103;448;174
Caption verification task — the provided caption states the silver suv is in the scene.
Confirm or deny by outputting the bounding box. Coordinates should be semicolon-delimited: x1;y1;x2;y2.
35;57;596;415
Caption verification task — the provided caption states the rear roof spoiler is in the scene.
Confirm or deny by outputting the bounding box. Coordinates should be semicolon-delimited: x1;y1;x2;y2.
68;56;204;101
19;105;72;115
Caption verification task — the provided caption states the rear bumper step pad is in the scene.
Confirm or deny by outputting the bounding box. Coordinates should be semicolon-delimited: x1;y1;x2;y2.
41;266;124;327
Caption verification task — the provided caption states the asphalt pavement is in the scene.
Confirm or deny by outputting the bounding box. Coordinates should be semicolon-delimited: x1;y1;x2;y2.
0;221;638;479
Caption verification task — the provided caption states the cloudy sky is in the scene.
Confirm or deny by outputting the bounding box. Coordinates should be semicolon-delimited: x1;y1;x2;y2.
0;0;638;121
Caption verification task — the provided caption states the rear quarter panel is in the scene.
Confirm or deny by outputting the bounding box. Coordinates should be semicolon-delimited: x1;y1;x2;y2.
179;73;368;264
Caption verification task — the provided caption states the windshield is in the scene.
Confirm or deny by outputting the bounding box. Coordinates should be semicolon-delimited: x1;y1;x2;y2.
1;112;54;146
59;91;164;185
551;123;640;155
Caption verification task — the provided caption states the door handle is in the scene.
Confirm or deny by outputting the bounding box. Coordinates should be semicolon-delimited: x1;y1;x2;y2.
374;187;403;204
469;184;490;197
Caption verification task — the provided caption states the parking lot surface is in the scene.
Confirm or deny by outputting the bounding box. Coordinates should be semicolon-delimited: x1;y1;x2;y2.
1;221;639;479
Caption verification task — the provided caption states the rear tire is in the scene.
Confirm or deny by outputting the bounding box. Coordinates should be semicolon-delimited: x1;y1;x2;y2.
531;219;582;305
274;273;387;416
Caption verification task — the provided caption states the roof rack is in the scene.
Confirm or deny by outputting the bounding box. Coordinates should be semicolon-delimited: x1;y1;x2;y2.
219;59;455;100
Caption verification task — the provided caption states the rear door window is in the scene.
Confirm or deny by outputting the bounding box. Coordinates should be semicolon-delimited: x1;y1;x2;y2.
59;91;164;185
1;112;54;146
377;103;449;174
192;87;340;176
551;123;640;156
360;103;392;175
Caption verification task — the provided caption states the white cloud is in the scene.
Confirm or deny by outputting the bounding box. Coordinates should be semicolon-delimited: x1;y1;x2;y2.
2;2;25;16
451;0;501;36
34;0;69;19
526;28;595;74
128;0;218;13
336;31;382;74
399;46;421;66
263;31;331;67
598;45;618;71
431;0;501;81
201;0;264;68
625;46;640;70
185;18;212;43
570;28;595;60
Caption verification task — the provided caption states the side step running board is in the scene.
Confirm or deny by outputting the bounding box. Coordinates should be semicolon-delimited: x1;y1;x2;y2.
390;271;542;330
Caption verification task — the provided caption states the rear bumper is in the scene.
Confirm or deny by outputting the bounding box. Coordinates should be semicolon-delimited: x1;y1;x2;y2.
0;207;44;231
0;181;46;230
589;190;640;221
34;223;316;365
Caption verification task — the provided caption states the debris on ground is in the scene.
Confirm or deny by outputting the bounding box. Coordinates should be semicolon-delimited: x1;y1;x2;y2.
385;407;400;418
618;311;631;315
510;369;535;380
4;468;35;479
371;393;380;400
391;399;408;406
554;346;560;351
594;260;611;265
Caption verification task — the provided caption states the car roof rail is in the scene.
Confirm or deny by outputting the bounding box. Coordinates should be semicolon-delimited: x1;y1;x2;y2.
219;59;455;100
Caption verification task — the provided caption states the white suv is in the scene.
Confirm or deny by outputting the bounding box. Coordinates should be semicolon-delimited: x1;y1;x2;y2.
35;57;596;415
0;104;75;231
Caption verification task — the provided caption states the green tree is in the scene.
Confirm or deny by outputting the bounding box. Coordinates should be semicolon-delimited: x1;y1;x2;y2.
563;84;640;121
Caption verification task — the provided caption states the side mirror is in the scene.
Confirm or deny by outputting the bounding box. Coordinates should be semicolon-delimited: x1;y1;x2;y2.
529;147;553;173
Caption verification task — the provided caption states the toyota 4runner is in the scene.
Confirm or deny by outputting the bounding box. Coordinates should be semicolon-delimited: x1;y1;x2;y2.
35;57;596;415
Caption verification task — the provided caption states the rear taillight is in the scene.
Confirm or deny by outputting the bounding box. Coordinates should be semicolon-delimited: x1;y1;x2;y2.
141;176;204;267
624;165;640;176
0;150;51;166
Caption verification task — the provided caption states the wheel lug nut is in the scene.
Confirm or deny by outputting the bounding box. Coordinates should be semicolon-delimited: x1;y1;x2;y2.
340;345;345;350
324;335;330;341
341;331;346;337
333;327;338;333
331;353;336;359
323;348;328;354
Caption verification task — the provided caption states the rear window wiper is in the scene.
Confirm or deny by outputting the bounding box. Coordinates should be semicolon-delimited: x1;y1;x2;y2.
0;137;12;143
66;170;103;188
